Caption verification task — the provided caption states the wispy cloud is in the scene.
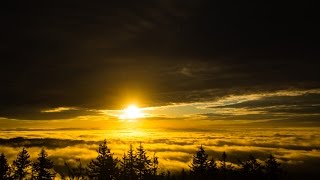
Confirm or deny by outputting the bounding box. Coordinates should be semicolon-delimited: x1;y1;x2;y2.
41;107;78;113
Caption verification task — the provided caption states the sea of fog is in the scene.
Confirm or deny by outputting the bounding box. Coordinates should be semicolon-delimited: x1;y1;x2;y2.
1;127;320;178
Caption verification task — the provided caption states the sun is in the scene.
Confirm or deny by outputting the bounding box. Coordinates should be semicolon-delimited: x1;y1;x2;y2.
119;104;144;120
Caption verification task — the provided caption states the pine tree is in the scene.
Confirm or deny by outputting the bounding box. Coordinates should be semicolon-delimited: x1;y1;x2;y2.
32;148;55;180
120;144;137;180
165;170;171;180
180;169;187;180
127;144;136;178
136;143;152;179
189;145;208;177
220;151;228;178
150;153;159;177
119;153;130;180
13;148;32;180
220;151;227;171
239;154;263;179
87;139;119;180
207;157;217;178
0;153;11;179
265;154;282;180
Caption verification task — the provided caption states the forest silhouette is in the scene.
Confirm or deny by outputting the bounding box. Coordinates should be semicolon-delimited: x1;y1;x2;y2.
0;139;286;180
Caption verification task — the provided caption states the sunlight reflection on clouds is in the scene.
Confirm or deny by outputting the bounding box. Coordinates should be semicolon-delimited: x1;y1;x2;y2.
0;127;320;174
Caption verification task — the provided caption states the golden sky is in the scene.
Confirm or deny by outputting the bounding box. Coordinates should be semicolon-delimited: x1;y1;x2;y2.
1;89;320;130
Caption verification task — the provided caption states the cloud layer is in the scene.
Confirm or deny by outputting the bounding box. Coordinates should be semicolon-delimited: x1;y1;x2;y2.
1;128;319;177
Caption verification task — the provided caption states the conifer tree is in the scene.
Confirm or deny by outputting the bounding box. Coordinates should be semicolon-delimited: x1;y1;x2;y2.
32;148;55;180
119;153;130;180
0;153;11;179
180;169;187;180
189;145;208;177
265;154;282;180
207;157;217;178
165;170;171;180
239;154;263;179
220;151;227;171
150;153;159;177
136;143;152;179
13;148;32;180
87;139;119;180
120;144;137;180
220;151;228;178
127;144;136;178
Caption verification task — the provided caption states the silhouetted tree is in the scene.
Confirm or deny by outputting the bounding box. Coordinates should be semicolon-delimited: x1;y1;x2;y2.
220;151;227;171
150;153;159;177
239;154;263;179
207;157;217;178
136;143;152;179
0;153;11;179
32;148;55;180
165;170;171;180
87;139;119;180
218;151;231;179
265;154;282;180
189;145;208;177
179;169;187;180
120;144;137;180
13;148;32;180
120;143;159;180
119;153;129;180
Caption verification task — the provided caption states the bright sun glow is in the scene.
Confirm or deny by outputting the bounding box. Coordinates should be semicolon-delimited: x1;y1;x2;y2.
120;105;144;120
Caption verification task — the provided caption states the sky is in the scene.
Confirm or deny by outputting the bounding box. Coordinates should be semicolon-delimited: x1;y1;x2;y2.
1;0;319;129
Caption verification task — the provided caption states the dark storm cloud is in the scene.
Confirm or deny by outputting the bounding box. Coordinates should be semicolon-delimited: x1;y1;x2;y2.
1;0;318;119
